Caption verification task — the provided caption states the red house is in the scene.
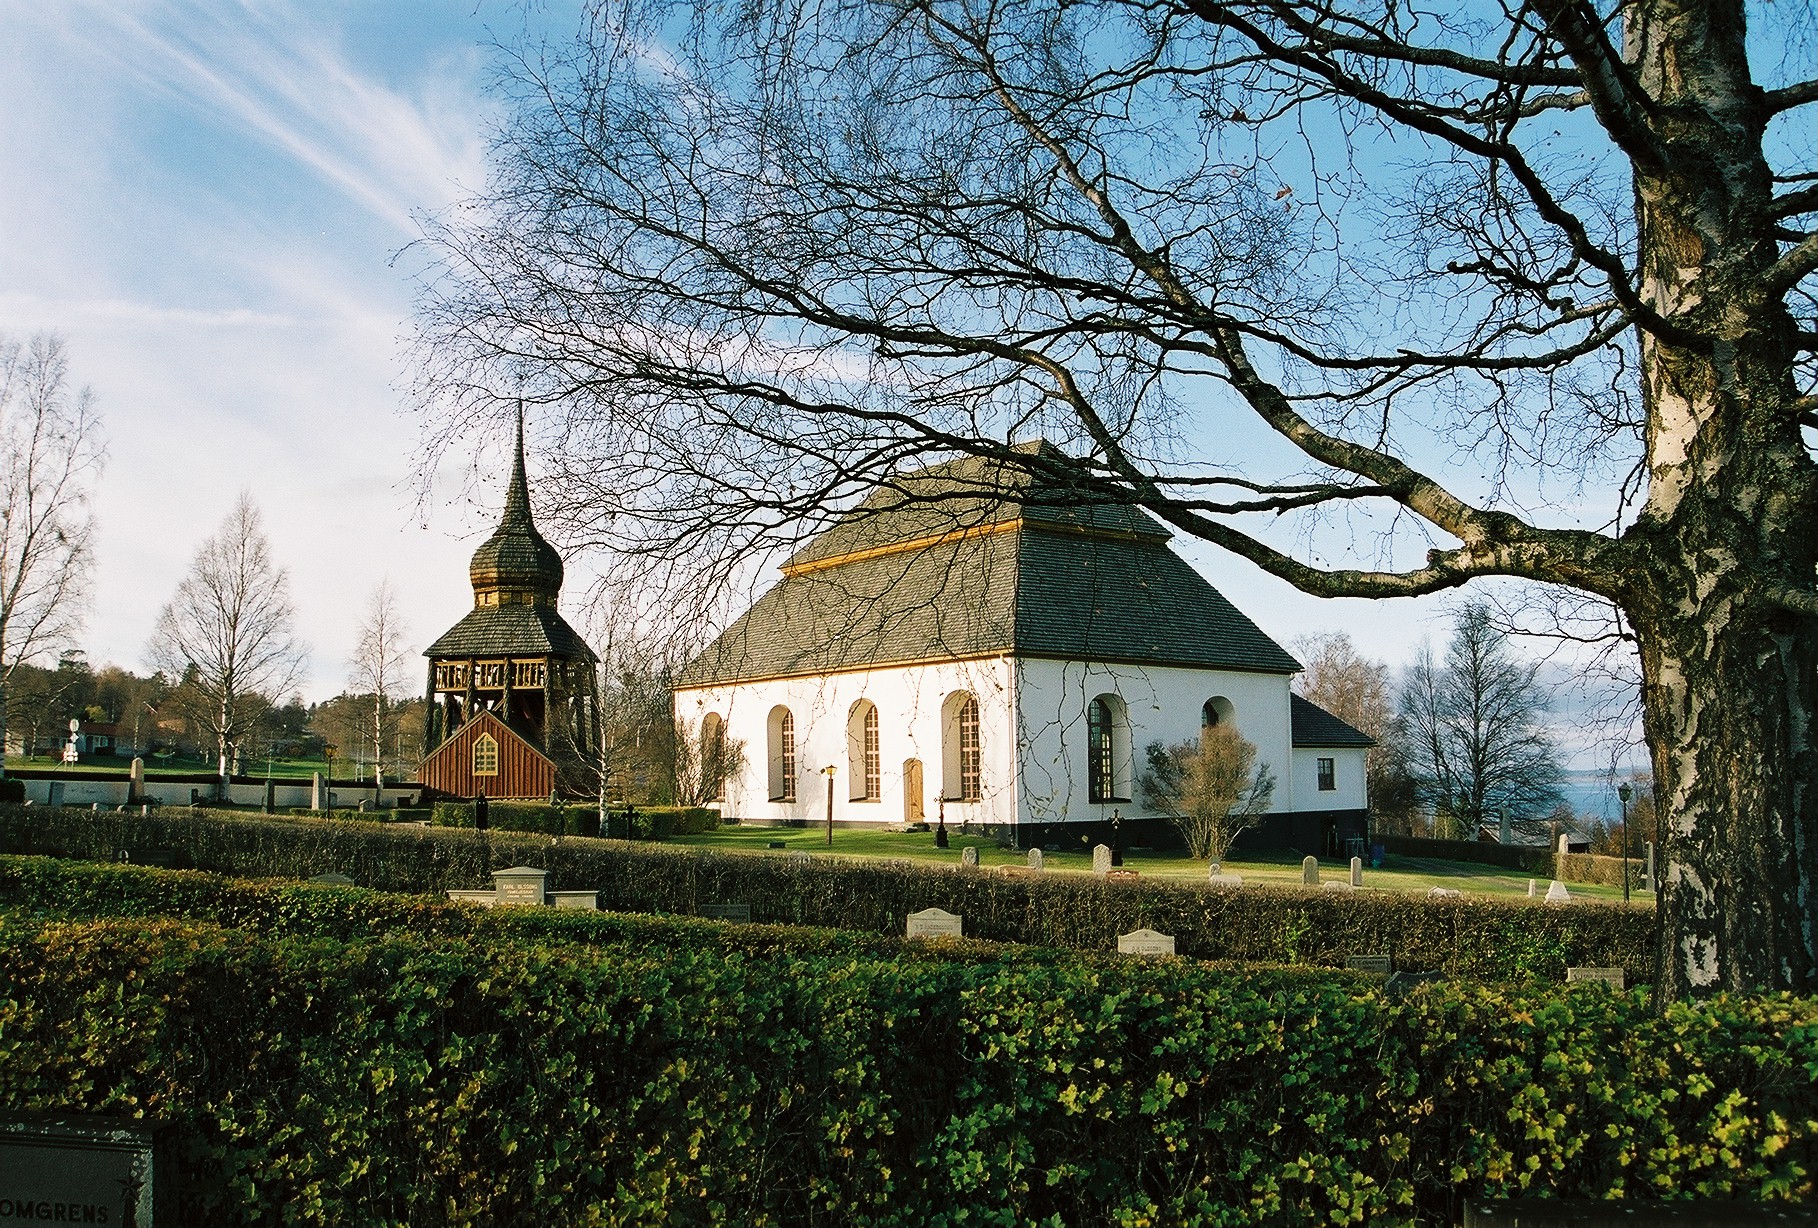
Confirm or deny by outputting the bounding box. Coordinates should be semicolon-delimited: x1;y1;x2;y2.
417;709;554;801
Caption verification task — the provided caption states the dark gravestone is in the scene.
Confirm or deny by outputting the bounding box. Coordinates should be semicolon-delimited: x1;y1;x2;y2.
0;1114;160;1227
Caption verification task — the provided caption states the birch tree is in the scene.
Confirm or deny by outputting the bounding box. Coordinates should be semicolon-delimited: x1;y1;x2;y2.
414;0;1818;995
348;580;409;789
148;494;305;789
0;332;104;777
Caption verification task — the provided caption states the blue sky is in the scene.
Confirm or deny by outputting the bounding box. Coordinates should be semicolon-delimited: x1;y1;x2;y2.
0;0;1630;766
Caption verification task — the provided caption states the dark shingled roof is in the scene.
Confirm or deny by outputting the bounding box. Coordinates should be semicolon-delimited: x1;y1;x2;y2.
425;604;598;663
679;446;1300;687
1289;694;1375;748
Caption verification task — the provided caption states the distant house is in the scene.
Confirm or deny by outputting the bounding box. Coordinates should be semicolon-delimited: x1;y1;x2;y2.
1479;817;1593;854
674;444;1374;854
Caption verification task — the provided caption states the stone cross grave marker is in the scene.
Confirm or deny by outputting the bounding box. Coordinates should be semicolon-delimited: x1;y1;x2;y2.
702;902;753;923
1027;847;1045;871
493;866;549;907
1117;929;1176;957
1302;855;1319;885
1345;953;1393;976
906;907;963;939
1093;844;1113;876
960;846;979;868
1350;856;1364;888
1565;966;1626;989
1545;880;1572;903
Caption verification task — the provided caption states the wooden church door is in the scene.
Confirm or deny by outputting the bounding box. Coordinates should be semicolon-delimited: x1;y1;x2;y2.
903;759;924;824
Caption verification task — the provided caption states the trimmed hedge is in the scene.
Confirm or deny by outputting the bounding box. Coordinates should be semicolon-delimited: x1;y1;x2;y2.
431;800;716;840
1558;851;1649;891
0;875;1811;1226
1379;834;1554;873
0;804;1654;983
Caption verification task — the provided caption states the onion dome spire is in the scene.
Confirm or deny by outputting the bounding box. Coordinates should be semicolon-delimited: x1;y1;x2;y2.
468;404;564;608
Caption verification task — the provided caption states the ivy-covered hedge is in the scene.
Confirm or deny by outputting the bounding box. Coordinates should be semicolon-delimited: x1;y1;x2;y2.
0;876;1811;1226
0;805;1654;983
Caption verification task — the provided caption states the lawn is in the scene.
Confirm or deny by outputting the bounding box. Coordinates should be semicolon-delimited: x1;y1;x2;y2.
670;822;1647;906
4;753;384;780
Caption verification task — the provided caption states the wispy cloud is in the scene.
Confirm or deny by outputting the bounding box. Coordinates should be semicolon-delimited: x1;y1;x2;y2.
0;293;301;330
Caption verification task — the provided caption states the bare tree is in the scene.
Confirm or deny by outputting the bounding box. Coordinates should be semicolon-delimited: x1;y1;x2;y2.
147;494;305;791
1291;632;1417;830
413;1;1818;995
348;580;410;790
0;333;104;777
1398;603;1565;838
1141;728;1277;862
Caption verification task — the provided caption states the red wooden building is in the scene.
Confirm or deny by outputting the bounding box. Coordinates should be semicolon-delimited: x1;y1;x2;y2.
416;411;600;800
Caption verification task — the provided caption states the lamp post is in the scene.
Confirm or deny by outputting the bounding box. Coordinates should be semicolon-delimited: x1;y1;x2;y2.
822;764;836;846
1617;782;1633;901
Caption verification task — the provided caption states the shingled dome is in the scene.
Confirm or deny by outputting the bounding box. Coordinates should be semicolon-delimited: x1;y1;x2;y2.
467;413;564;606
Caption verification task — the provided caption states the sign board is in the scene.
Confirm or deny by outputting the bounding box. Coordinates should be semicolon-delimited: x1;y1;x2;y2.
906;908;963;939
1565;966;1626;989
1346;954;1393;976
1117;929;1176;956
701;902;752;923
0;1115;158;1228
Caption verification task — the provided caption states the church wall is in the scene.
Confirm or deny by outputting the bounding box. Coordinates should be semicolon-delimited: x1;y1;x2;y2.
1012;658;1297;827
673;656;1019;827
1289;746;1369;813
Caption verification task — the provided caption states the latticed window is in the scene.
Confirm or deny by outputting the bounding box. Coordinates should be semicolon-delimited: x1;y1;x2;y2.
780;711;796;801
473;732;499;777
1087;698;1113;803
957;696;981;801
863;706;880;800
770;706;797;802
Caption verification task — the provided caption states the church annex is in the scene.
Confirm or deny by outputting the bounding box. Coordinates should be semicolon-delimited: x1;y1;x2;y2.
417;415;600;799
675;445;1373;853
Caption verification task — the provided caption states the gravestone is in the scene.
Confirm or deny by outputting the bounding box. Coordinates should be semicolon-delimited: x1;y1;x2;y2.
0;1114;158;1228
264;779;275;814
311;772;324;811
1346;953;1393;976
46;782;63;809
1117;928;1176;957
307;872;355;886
1208;869;1243;888
1301;855;1319;885
1428;887;1462;899
1105;869;1140;884
492;866;549;907
1350;856;1364;888
1566;966;1626;989
702;902;753;923
1645;841;1657;892
1557;833;1572;855
790;850;811;864
906;907;963;939
128;756;145;801
1092;844;1113;876
1324;880;1352;891
1527;879;1537;898
767;840;788;849
446;889;498;907
1545;879;1572;903
550;891;598;910
1027;847;1045;872
960;846;979;868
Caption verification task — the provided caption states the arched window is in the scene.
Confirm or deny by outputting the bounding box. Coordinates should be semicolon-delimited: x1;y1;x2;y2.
942;691;982;802
472;732;499;777
846;701;880;801
700;713;726;802
1087;694;1131;803
1202;696;1234;730
767;706;797;802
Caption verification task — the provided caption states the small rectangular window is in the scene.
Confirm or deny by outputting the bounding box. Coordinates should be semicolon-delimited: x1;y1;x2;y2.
1317;757;1336;792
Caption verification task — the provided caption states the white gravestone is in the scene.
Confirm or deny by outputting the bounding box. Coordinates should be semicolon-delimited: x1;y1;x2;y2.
1092;844;1113;876
1427;887;1462;899
1527;879;1537;898
906;907;963;939
311;772;324;811
960;846;979;868
1208;867;1243;888
129;757;145;800
1117;929;1176;957
493;866;549;906
1302;856;1319;885
1545;880;1572;903
1027;847;1045;871
1350;857;1364;888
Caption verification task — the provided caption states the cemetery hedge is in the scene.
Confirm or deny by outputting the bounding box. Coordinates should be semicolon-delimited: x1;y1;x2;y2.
0;804;1653;983
431;800;718;839
0;862;1812;1227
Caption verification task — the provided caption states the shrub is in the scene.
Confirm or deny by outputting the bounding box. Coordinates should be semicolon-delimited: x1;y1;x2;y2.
0;879;1809;1226
0;778;22;804
0;804;1653;983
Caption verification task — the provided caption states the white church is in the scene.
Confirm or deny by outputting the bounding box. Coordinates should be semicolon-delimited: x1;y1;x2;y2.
673;445;1372;854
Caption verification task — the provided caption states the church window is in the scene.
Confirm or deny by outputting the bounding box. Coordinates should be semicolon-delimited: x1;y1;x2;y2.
1318;757;1336;791
473;732;499;777
847;701;880;801
701;713;726;802
768;706;797;802
942;691;982;802
1087;694;1131;803
1203;696;1234;730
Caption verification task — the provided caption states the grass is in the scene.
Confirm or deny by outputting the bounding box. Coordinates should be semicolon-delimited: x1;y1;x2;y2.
670;822;1649;906
3;753;388;780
